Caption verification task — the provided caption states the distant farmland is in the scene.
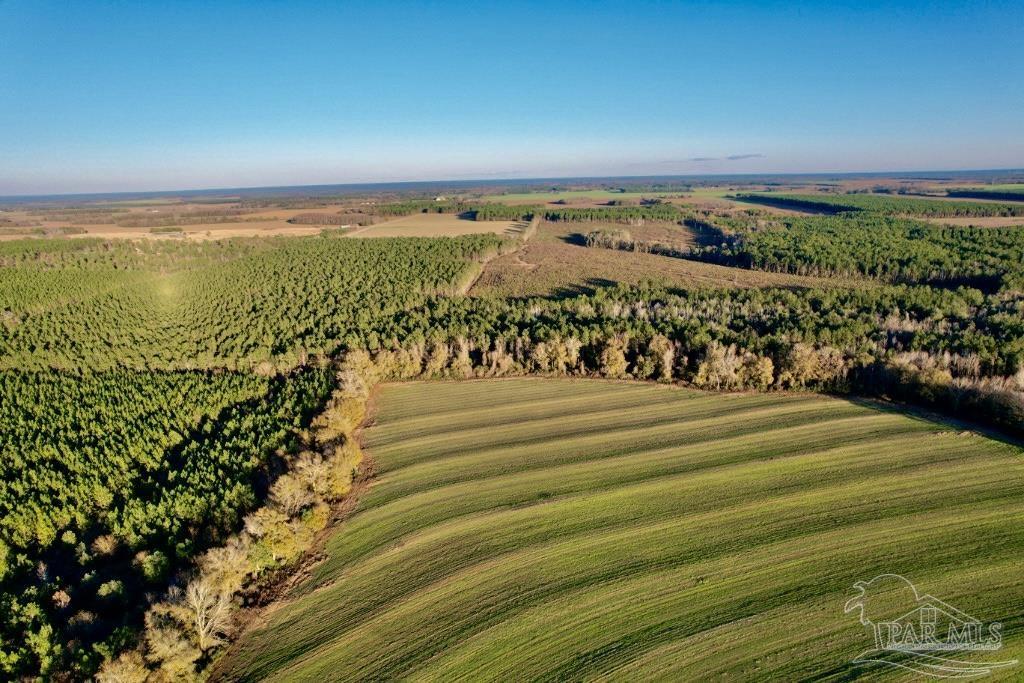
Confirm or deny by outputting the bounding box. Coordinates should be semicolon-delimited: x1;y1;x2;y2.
215;379;1024;681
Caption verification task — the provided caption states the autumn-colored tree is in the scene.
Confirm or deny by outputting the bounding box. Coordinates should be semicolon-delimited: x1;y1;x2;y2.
647;335;676;382
693;341;742;390
740;354;775;391
600;338;629;379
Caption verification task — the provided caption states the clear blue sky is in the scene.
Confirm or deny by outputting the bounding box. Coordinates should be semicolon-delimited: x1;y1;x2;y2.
1;0;1022;194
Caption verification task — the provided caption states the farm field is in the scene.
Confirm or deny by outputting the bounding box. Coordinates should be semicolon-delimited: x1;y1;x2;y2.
470;220;858;296
345;212;525;238
216;378;1024;681
0;203;356;241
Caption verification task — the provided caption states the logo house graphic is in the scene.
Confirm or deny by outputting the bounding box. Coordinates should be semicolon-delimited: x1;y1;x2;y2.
844;574;1017;678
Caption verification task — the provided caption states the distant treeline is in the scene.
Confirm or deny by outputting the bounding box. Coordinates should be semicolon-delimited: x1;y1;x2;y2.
287;212;373;226
371;200;537;221
732;193;1024;217
372;200;465;216
469;204;538;221
370;201;683;224
239;198;354;210
594;183;691;193
544;204;681;224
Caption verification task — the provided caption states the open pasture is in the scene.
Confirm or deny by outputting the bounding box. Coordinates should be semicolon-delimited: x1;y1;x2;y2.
216;378;1024;681
346;212;525;238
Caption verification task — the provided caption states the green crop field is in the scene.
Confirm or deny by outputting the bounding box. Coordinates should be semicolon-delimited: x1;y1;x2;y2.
215;378;1024;681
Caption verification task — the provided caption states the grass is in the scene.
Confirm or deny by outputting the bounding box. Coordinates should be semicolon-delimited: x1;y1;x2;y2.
469;221;862;297
214;378;1024;681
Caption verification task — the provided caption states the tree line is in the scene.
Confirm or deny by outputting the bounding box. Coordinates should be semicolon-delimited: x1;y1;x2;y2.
356;283;1023;432
98;359;368;681
684;214;1024;291
370;200;539;222
543;204;681;224
732;193;1024;217
286;212;373;226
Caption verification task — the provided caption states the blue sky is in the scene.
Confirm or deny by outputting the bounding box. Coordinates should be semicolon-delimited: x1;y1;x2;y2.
1;0;1022;194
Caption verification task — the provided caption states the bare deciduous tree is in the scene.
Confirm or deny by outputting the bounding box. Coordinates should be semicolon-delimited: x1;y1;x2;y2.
185;578;233;651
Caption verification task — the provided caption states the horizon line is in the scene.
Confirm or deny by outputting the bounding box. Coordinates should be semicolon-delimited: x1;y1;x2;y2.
3;166;1023;202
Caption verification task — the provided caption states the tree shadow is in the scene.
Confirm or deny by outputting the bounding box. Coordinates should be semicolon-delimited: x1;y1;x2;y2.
844;394;1024;448
684;220;727;248
546;277;618;300
560;232;588;246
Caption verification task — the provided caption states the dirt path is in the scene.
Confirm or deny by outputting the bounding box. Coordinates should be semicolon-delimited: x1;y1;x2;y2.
456;253;497;296
457;215;541;295
510;251;539;270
